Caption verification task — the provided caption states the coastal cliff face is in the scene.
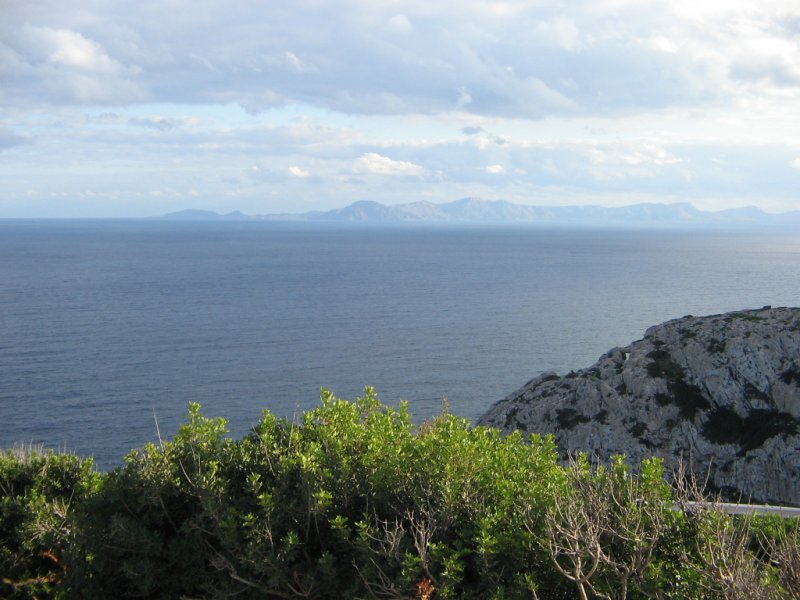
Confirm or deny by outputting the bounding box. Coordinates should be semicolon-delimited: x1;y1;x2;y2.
479;307;800;505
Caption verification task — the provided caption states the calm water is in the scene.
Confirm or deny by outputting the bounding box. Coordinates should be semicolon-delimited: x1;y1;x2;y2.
1;220;798;468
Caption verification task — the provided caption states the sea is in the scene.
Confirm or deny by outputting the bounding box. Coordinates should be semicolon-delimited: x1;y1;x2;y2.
1;220;799;469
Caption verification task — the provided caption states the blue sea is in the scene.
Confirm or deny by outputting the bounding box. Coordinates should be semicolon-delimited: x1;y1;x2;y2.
1;220;799;468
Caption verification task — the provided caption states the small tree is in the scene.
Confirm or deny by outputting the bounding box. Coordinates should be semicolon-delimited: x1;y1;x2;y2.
540;455;674;600
672;461;798;600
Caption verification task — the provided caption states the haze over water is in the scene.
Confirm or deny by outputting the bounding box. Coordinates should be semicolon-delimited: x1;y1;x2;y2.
1;220;799;468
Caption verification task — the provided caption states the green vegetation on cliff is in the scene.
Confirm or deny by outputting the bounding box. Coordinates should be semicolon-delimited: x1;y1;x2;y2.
1;389;798;599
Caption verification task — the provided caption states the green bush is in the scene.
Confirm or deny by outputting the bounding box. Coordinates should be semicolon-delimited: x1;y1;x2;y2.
67;390;566;598
1;389;798;599
0;446;99;598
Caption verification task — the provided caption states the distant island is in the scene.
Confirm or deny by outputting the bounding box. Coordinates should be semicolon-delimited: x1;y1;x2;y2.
157;198;800;228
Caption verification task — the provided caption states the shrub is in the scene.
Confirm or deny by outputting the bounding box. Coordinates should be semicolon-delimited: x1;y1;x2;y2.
66;390;566;599
1;391;798;599
0;445;99;598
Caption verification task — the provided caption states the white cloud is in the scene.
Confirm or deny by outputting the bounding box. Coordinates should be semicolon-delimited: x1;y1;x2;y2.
288;166;310;177
533;16;582;51
46;30;116;72
483;164;506;174
648;35;678;54
189;53;217;72
353;153;425;176
5;25;142;104
590;143;682;167
456;87;473;108
386;14;413;35
280;51;317;74
5;0;800;118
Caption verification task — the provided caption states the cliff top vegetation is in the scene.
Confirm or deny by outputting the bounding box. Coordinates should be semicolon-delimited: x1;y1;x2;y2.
2;389;799;599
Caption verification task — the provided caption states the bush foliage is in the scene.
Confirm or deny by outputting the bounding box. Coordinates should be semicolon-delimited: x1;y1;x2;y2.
1;388;798;599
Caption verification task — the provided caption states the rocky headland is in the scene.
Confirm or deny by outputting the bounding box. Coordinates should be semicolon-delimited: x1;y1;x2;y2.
479;307;800;505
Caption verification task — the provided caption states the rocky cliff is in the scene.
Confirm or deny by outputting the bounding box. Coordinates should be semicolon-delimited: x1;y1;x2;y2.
479;307;800;505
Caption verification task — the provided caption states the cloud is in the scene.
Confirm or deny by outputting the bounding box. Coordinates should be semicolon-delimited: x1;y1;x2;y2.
248;164;287;183
129;116;199;131
4;0;800;216
283;51;315;73
288;166;310;177
386;14;413;35
456;87;473;108
238;91;287;115
0;128;32;151
589;143;682;167
532;16;582;51
3;0;799;118
4;25;143;104
353;153;425;176
43;28;117;71
459;124;510;147
730;53;800;87
259;51;318;74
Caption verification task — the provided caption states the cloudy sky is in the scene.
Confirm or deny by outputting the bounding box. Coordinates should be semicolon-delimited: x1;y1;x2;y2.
2;0;800;217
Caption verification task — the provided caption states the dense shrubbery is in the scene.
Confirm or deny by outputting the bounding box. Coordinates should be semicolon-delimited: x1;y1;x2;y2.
1;388;798;599
0;446;99;598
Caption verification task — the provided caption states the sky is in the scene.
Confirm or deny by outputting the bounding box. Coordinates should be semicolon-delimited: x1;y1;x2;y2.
2;0;800;217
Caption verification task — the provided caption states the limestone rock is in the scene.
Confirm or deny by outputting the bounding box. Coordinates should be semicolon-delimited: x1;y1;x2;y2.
478;307;800;505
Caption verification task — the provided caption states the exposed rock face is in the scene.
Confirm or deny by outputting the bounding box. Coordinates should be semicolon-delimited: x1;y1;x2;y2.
479;307;800;505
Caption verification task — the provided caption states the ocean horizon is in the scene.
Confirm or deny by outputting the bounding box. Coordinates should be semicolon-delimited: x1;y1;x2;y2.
1;220;798;468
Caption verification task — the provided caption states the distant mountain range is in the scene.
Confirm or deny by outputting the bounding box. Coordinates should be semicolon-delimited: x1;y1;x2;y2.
159;199;800;227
